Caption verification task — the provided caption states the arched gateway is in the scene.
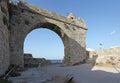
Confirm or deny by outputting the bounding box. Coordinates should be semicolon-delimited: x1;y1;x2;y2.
9;1;87;66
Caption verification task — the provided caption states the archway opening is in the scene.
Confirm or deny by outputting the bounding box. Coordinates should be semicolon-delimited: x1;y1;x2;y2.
24;28;64;64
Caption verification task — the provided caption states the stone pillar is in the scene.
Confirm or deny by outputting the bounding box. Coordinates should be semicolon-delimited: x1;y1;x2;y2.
0;0;10;76
62;25;87;65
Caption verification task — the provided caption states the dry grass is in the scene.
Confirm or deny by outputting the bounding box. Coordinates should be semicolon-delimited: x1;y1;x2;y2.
51;74;76;83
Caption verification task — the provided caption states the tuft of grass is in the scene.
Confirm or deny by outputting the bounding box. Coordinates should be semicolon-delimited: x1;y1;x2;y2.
64;75;76;83
9;67;21;77
0;78;12;83
52;75;76;83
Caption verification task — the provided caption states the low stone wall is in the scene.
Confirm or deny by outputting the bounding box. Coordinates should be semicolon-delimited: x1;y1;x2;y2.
88;47;120;67
24;54;51;67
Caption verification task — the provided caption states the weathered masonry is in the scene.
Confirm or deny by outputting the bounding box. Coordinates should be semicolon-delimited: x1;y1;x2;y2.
0;0;87;75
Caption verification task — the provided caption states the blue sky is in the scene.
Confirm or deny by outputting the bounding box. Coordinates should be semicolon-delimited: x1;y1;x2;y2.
22;0;120;59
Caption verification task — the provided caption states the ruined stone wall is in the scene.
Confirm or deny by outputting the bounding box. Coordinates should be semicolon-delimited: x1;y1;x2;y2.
89;47;120;67
24;54;51;67
0;0;10;75
9;1;87;66
0;0;87;76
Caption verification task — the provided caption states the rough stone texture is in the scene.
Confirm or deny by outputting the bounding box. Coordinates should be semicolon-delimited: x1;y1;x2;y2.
0;0;87;75
0;0;10;75
24;53;33;58
24;54;51;67
88;47;120;67
9;1;87;66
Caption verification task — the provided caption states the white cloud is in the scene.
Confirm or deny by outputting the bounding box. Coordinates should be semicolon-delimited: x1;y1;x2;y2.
110;46;119;48
110;30;116;35
86;48;94;51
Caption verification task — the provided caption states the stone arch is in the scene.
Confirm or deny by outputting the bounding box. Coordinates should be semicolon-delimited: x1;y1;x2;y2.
24;28;65;59
9;1;87;66
23;22;68;62
23;22;66;44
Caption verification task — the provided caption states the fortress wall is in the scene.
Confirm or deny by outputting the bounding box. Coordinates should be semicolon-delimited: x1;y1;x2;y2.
0;0;10;75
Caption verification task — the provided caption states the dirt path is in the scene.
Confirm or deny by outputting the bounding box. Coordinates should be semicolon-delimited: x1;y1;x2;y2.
9;64;120;83
9;68;52;83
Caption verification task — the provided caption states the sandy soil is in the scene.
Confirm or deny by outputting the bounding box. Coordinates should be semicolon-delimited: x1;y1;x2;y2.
9;64;120;83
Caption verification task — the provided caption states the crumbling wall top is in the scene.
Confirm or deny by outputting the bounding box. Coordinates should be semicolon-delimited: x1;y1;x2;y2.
9;1;87;30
